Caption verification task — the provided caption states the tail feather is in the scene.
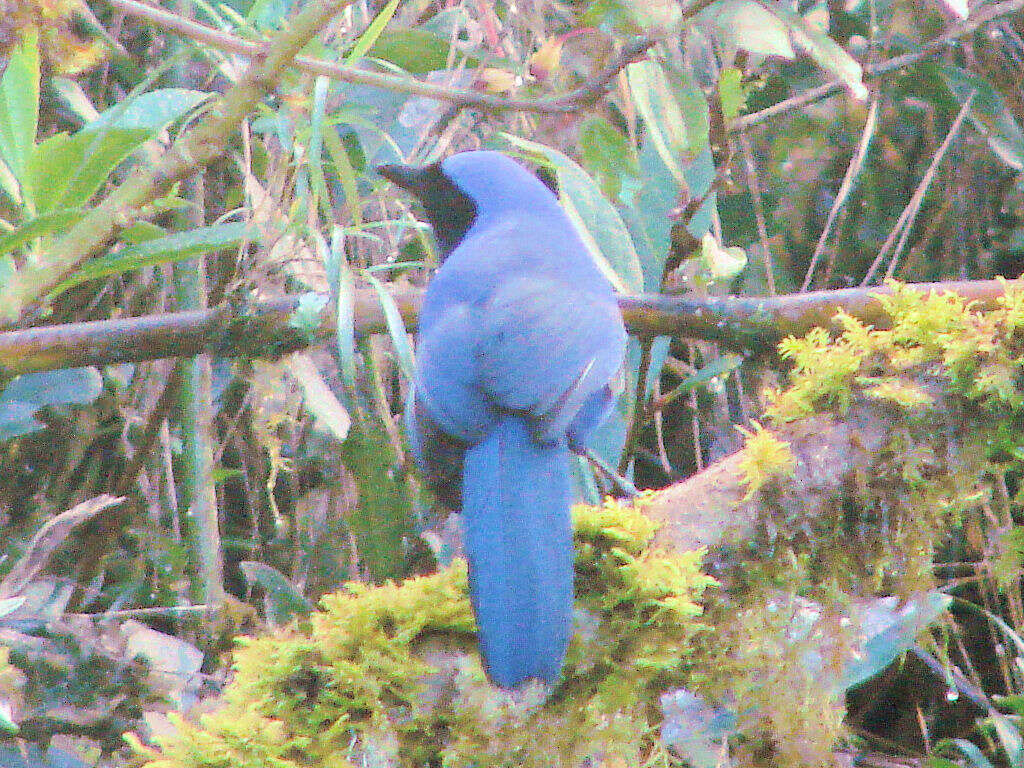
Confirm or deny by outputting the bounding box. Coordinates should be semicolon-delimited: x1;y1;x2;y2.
461;416;573;689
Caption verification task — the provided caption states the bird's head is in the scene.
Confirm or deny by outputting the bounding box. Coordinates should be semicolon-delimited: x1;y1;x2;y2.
377;150;559;259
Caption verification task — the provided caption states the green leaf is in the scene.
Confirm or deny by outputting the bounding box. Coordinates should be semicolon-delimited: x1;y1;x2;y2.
239;561;315;624
26;127;150;214
940;65;1024;171
0;209;83;258
85;88;209;134
502;134;645;294
703;0;795;59
0;368;103;441
769;3;866;99
840;592;951;691
49;222;251;296
627;60;690;184
718;67;745;122
345;0;401;65
364;270;416;381
0;29;39;189
578;116;639;201
698;232;747;284
367;29;456;73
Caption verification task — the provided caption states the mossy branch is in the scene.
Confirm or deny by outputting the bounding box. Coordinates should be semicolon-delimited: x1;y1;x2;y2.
2;278;1020;376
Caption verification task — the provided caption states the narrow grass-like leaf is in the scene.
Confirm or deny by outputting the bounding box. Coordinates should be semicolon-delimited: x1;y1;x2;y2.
364;270;415;381
0;209;83;258
345;0;401;64
49;222;251;295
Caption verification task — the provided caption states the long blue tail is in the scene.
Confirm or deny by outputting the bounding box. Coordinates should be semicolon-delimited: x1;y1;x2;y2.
461;416;573;689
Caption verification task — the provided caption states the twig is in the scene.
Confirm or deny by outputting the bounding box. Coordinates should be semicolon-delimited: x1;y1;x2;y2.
802;99;879;291
617;339;654;475
101;0;654;115
861;92;975;285
739;131;777;294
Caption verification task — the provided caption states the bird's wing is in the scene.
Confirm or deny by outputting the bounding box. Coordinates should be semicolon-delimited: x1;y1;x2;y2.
474;275;626;440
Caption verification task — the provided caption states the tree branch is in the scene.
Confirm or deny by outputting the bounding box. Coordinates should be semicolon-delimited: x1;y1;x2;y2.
1;279;1019;377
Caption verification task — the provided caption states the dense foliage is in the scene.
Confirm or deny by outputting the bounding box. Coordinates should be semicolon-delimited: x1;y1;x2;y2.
0;0;1022;765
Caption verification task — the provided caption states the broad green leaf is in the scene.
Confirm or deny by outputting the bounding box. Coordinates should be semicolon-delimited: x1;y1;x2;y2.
364;270;416;381
345;0;401;64
239;561;314;624
0;209;83;258
0;400;45;440
578;116;639;201
502;134;644;294
368;30;457;73
718;67;745;122
49;222;251;295
840;592;951;691
0;29;39;189
85;88;209;133
1;367;103;407
769;3;867;99
627;60;690;184
940;65;1024;171
26;128;150;213
703;0;795;60
698;232;748;284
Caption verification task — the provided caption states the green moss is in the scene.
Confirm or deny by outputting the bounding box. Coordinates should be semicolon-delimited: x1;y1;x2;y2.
735;421;797;500
129;496;716;768
766;281;1024;423
719;281;1024;765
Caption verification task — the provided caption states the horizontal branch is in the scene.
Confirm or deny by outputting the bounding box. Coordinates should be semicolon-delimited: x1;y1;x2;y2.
0;279;1018;377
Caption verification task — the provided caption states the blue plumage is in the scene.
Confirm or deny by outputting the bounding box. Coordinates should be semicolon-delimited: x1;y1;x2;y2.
380;150;626;688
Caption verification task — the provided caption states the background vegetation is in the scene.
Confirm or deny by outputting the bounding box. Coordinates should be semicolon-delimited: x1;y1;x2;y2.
0;0;1023;765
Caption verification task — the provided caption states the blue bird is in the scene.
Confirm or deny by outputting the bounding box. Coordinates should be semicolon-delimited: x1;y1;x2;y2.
378;150;627;689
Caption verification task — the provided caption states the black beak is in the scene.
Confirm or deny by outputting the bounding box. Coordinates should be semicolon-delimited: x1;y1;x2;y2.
376;163;431;195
